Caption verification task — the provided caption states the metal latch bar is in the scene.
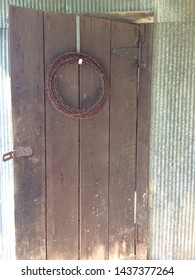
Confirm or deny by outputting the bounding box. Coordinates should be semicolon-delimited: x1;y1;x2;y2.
2;146;33;162
3;151;15;162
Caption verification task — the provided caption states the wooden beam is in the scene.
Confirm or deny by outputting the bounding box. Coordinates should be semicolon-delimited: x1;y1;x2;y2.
79;16;110;260
136;24;153;259
44;12;79;260
9;6;46;259
109;21;139;260
77;11;154;24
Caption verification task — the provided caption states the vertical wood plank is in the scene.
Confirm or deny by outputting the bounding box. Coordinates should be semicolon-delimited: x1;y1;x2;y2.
80;17;110;260
44;12;79;260
109;22;139;260
9;6;45;259
136;24;153;260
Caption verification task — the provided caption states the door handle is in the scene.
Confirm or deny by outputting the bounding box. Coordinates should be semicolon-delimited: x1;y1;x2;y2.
2;146;33;162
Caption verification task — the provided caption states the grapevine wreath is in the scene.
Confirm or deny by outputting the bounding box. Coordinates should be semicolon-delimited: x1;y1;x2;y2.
46;52;110;119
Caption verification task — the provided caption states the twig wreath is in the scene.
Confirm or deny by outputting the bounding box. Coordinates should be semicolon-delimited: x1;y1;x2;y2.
46;52;110;119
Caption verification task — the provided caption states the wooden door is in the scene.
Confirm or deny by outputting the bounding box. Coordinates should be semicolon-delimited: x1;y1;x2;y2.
9;6;152;260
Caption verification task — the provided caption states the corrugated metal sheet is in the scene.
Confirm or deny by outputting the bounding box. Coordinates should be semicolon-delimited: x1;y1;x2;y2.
149;21;195;259
65;0;155;13
0;0;195;259
0;28;15;260
157;0;195;22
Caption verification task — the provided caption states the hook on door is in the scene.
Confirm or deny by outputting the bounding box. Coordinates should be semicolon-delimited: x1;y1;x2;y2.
2;146;33;162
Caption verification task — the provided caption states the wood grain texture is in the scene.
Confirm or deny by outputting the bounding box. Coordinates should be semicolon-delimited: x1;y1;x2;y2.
9;6;45;259
109;21;139;260
77;11;154;24
10;7;151;260
136;24;153;260
79;16;110;260
44;12;79;260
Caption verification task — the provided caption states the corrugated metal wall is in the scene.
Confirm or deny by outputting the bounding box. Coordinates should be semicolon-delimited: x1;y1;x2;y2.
0;0;195;259
0;27;15;260
150;21;195;259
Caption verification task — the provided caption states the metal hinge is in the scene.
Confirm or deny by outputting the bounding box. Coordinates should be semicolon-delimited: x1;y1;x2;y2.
2;146;33;162
138;25;148;68
112;47;139;60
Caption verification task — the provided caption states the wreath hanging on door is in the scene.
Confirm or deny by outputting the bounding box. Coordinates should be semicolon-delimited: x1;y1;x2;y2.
46;52;110;119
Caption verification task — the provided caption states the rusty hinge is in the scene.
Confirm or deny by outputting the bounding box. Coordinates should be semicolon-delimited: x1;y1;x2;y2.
112;47;139;60
138;25;149;68
2;146;33;162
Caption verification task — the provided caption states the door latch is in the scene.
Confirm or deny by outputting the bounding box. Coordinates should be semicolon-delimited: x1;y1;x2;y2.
2;146;33;162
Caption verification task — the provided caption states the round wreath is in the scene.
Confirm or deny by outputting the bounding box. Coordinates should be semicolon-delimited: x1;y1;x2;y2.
46;52;110;119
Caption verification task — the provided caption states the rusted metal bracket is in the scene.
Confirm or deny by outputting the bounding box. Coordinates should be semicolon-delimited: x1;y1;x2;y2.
112;47;139;59
2;146;33;162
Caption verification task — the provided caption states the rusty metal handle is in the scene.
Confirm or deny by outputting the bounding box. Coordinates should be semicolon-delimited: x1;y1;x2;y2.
2;151;14;162
2;146;33;162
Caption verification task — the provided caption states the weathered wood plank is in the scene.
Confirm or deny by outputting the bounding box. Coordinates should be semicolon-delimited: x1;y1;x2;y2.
79;16;110;260
10;6;150;260
9;6;45;259
136;24;153;260
109;21;139;260
76;11;154;24
44;12;79;260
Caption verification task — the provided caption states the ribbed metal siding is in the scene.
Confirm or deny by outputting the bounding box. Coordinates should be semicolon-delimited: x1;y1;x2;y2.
0;28;15;260
65;0;155;13
0;0;195;260
149;22;195;259
157;0;195;22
